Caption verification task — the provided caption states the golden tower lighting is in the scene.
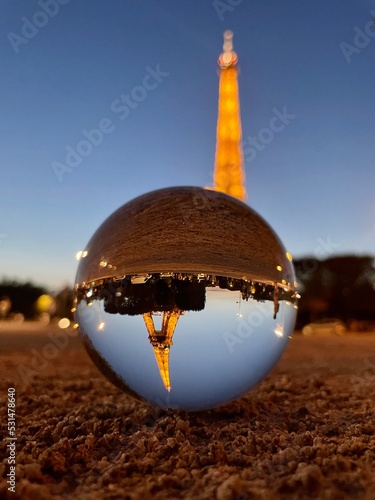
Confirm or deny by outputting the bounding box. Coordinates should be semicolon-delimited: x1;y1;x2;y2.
213;30;247;202
142;32;247;392
143;309;184;391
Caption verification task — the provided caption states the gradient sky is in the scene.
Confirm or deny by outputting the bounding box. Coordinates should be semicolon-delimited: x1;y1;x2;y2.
1;0;374;292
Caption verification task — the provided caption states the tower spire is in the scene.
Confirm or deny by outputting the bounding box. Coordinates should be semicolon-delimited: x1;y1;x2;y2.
213;30;247;202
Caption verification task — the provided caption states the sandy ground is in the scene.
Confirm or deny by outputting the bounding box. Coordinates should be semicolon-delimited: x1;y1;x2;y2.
0;321;375;499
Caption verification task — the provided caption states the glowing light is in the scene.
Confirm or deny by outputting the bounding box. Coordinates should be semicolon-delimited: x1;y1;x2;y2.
223;30;233;50
38;312;50;326
35;294;54;313
73;323;79;329
274;325;284;338
223;52;232;64
58;318;70;329
276;265;283;272
225;100;235;112
76;250;88;260
286;252;293;262
213;31;246;201
98;322;105;331
296;293;301;299
100;260;108;268
71;307;76;313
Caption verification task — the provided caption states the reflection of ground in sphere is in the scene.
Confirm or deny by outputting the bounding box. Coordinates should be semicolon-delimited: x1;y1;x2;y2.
75;187;298;411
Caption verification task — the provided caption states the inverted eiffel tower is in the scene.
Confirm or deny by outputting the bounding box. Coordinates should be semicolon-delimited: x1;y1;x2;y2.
213;30;247;202
143;309;184;391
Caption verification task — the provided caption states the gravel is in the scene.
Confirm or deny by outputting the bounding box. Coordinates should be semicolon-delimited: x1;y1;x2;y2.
1;326;375;499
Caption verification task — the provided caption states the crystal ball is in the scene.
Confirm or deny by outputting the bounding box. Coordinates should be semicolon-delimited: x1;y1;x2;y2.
74;187;297;411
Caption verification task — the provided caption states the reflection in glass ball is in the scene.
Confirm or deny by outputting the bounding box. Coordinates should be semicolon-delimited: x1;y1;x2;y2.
74;187;298;411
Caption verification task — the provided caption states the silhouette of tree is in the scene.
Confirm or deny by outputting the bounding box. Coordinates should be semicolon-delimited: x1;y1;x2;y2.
0;279;47;318
54;286;74;319
0;280;75;320
294;255;375;327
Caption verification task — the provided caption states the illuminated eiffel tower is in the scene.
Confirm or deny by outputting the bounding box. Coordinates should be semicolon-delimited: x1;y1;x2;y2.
143;309;184;391
213;30;247;202
143;32;247;392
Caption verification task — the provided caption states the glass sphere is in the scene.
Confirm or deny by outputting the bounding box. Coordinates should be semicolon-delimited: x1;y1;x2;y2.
74;187;297;411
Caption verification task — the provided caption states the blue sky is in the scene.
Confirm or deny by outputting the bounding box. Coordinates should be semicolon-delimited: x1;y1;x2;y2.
1;0;374;291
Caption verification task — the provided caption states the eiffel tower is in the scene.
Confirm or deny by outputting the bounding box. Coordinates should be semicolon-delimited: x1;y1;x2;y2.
143;309;184;391
143;32;247;392
213;30;247;202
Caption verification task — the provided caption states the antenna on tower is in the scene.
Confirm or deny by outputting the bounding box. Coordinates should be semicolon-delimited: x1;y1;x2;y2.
218;29;238;68
223;30;233;52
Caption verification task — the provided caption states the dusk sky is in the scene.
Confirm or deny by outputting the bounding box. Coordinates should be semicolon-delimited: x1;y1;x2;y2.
1;0;374;291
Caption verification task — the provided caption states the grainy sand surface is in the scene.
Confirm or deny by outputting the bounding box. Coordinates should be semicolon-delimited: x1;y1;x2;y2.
1;322;375;499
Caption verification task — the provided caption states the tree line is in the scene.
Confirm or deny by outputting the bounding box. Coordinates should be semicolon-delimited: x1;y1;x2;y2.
293;255;375;330
0;280;73;320
1;254;374;328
